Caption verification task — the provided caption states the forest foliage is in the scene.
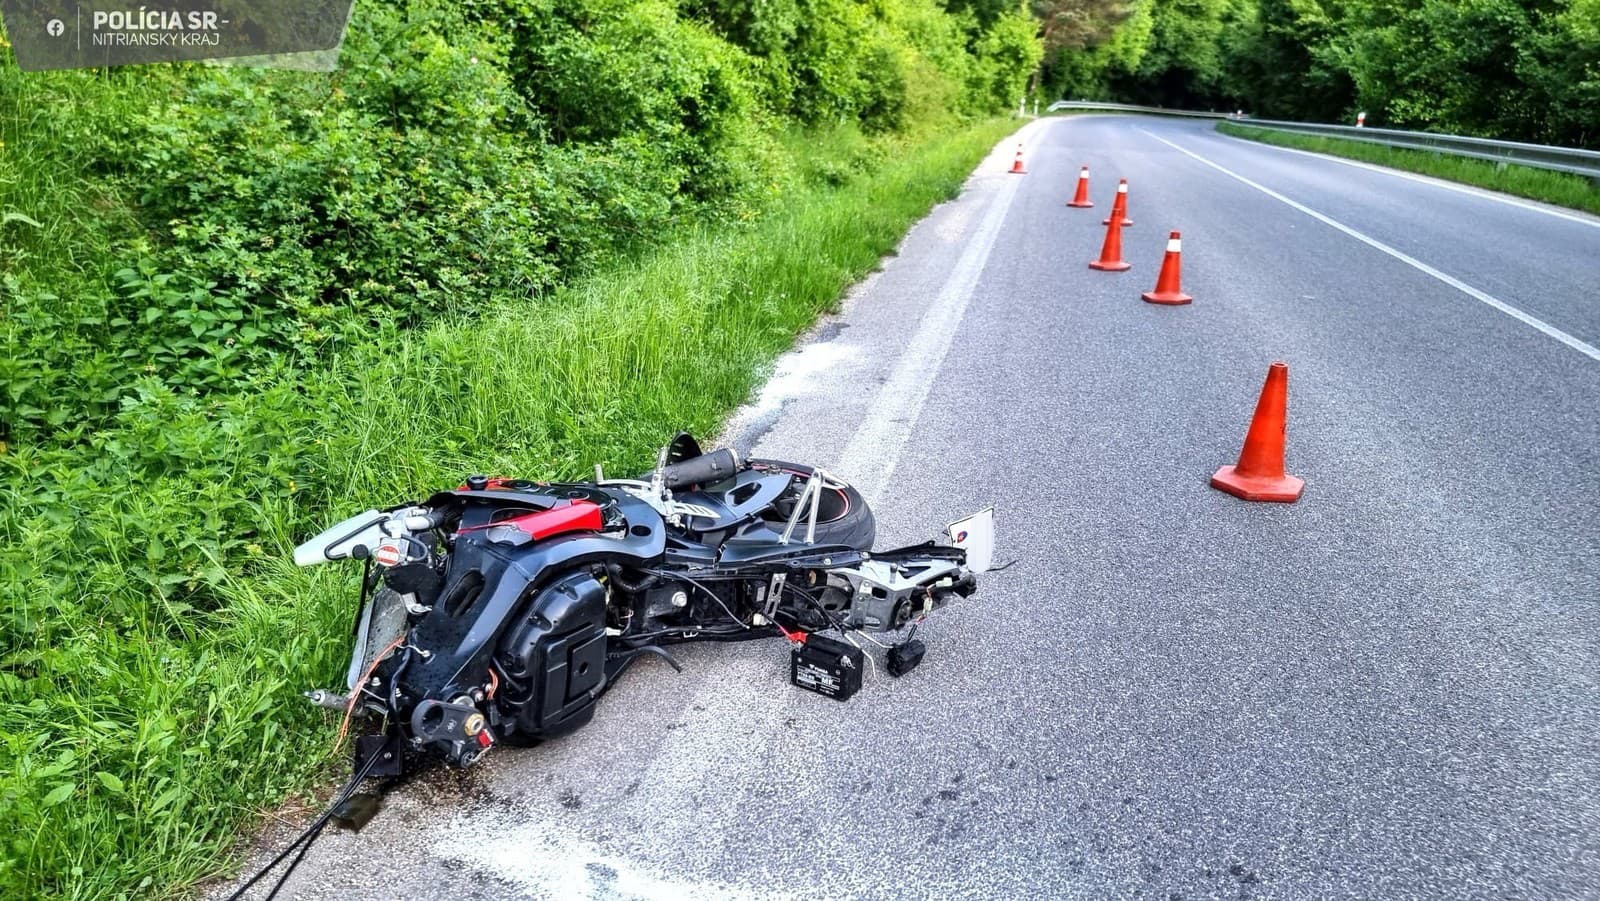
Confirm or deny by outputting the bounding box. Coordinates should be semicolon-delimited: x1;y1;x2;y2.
1035;0;1600;148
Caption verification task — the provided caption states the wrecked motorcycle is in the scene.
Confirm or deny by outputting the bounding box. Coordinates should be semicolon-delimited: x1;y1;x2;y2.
230;435;990;897
293;434;992;776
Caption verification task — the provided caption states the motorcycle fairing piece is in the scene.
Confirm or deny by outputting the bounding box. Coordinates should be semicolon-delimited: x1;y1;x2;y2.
294;434;991;773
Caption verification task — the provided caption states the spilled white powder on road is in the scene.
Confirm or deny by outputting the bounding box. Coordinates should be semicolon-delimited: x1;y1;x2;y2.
746;340;861;419
434;820;759;900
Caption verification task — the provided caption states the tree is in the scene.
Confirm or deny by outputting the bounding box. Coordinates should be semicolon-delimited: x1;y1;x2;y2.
1518;0;1600;145
1109;0;1243;107
1032;0;1135;52
1048;0;1600;147
1037;0;1147;98
1222;0;1354;120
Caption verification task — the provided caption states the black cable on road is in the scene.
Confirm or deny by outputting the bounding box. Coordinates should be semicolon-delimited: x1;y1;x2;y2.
227;748;385;901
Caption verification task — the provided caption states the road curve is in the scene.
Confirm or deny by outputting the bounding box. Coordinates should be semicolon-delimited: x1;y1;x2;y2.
232;115;1600;900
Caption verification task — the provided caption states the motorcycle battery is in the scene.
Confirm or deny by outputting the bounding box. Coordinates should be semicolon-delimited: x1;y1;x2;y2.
790;634;864;701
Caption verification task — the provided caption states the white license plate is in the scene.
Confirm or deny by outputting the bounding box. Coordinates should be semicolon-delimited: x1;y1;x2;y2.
945;507;995;573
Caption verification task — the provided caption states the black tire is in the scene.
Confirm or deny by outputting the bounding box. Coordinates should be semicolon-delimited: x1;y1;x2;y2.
749;459;875;551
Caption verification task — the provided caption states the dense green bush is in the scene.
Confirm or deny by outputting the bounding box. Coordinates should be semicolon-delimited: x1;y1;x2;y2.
509;0;766;199
2;0;1041;448
970;10;1045;111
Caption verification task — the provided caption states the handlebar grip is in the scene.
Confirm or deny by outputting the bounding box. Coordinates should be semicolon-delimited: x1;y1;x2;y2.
402;510;446;532
659;448;740;490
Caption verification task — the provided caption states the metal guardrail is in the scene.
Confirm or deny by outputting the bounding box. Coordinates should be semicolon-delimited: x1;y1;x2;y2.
1046;100;1230;120
1045;100;1600;181
1223;118;1600;180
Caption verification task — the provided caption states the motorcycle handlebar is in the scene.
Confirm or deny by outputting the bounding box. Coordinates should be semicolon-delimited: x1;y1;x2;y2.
659;448;740;490
401;509;446;532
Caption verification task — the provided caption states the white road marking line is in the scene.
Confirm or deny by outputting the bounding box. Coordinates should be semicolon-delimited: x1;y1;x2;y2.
1213;128;1600;231
1143;129;1600;364
837;129;1032;503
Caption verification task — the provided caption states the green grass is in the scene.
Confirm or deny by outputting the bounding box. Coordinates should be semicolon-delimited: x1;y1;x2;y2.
0;66;175;438
1216;121;1600;216
0;115;1017;899
0;67;162;290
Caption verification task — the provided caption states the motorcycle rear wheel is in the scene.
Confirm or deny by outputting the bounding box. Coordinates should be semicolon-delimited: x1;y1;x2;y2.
750;459;875;551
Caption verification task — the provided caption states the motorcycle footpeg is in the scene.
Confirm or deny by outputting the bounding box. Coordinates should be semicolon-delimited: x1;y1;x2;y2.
303;688;350;710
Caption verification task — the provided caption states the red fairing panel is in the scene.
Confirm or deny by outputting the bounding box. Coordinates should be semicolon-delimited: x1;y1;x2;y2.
500;500;604;540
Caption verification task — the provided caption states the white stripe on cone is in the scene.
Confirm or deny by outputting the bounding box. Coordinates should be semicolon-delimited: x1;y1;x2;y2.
1117;182;1128;193
1166;237;1182;253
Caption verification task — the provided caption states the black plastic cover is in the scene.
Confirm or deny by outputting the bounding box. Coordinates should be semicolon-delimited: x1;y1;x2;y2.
497;571;609;738
886;640;926;677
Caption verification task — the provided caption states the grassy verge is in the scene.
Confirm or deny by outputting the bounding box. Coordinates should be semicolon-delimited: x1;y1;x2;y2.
1216;121;1600;216
0;116;1017;899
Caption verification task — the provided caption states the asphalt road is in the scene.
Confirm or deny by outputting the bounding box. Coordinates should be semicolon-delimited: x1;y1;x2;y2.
237;115;1600;900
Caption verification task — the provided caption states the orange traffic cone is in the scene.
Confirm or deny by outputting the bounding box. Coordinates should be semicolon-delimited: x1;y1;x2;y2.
1102;179;1133;227
1088;213;1131;271
1067;166;1093;207
1211;362;1304;502
1141;231;1192;305
1009;145;1027;174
